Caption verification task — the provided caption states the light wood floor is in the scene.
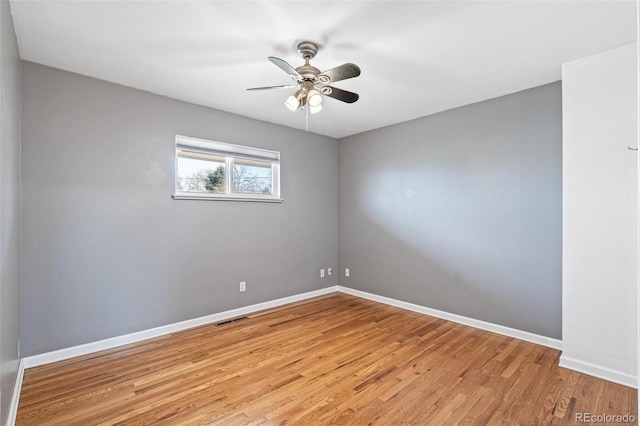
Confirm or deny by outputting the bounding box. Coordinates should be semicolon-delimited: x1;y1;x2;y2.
17;293;637;425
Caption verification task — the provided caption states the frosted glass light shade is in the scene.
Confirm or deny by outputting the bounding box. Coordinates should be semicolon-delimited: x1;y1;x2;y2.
285;95;299;111
307;90;322;107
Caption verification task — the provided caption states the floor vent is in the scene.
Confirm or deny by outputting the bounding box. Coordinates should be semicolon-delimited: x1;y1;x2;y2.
215;316;249;327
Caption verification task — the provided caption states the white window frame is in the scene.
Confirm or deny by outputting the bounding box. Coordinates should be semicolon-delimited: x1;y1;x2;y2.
172;135;282;202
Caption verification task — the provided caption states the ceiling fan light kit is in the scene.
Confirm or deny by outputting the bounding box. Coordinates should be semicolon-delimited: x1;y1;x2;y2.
247;41;361;116
284;80;322;113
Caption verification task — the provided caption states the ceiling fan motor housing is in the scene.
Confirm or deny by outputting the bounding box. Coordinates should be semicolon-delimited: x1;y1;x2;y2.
295;64;321;81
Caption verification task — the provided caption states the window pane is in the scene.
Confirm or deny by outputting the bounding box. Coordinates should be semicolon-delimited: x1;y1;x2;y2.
176;151;226;193
232;159;273;195
174;136;281;201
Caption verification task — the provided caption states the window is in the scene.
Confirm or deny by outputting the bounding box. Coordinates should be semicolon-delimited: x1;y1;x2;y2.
173;135;282;202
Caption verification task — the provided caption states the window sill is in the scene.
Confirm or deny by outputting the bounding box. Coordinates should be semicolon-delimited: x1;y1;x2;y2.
172;194;284;203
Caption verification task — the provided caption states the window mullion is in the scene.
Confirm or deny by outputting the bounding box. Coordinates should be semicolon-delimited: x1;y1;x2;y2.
226;156;233;195
272;163;279;198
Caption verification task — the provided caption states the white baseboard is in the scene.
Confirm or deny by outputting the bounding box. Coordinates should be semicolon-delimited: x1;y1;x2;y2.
559;355;638;389
23;286;339;369
7;359;25;426
21;285;562;369
337;286;563;350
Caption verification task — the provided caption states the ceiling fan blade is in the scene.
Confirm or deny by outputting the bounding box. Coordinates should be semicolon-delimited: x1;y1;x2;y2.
268;56;302;81
320;86;359;104
318;63;361;84
246;85;297;91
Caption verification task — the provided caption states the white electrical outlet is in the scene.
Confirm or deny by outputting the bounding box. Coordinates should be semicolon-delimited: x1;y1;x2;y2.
328;267;333;276
240;281;246;292
320;269;325;278
345;268;350;277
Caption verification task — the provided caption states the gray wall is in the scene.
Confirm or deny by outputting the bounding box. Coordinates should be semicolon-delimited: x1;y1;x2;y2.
21;59;562;357
339;82;562;339
21;62;339;357
0;1;22;423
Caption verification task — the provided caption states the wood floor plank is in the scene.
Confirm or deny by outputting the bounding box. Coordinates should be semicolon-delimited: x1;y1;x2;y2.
16;293;638;425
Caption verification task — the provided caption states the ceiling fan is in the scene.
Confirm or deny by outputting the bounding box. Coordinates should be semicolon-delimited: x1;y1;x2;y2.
247;41;361;115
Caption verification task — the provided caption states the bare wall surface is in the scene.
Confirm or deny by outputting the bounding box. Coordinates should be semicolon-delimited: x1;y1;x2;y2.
561;44;637;383
21;62;339;357
339;82;562;339
0;1;22;423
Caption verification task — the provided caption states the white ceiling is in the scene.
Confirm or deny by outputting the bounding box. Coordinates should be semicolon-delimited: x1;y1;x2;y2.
9;1;637;139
